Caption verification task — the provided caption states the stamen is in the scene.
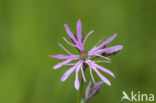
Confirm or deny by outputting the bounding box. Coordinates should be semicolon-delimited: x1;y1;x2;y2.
80;53;88;61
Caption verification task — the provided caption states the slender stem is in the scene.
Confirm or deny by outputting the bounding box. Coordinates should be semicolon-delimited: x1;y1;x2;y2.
76;63;87;103
76;76;84;103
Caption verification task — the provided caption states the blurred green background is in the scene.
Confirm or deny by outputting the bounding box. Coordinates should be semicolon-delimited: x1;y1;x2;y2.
0;0;156;103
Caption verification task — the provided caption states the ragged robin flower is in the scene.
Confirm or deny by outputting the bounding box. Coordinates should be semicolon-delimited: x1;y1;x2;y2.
50;20;123;90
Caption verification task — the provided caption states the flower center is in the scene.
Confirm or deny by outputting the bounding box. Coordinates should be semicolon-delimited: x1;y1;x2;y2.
80;53;88;61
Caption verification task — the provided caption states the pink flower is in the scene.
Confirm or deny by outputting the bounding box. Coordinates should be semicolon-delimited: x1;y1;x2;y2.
50;20;123;90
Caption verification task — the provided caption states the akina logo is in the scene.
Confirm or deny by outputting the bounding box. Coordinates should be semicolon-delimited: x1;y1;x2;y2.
121;91;154;102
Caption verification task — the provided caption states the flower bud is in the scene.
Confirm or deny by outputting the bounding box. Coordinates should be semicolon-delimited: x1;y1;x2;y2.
85;81;103;103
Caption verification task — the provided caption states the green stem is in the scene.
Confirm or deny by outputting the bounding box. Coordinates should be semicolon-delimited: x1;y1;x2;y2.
76;63;87;103
76;76;84;103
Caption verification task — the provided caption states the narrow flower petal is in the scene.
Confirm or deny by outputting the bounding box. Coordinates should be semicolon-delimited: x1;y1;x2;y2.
91;45;123;55
81;66;86;82
102;45;123;53
61;61;81;81
64;21;84;53
64;24;78;44
88;60;115;78
92;66;111;86
83;30;94;44
93;54;111;61
53;59;73;69
76;20;85;52
50;55;79;59
78;44;85;53
86;60;112;85
88;38;104;53
63;37;84;52
89;66;95;84
96;33;117;50
95;64;115;78
90;34;117;53
77;19;82;42
58;43;73;55
61;66;75;82
63;37;77;47
64;63;76;65
95;60;111;63
74;61;83;90
75;70;80;90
